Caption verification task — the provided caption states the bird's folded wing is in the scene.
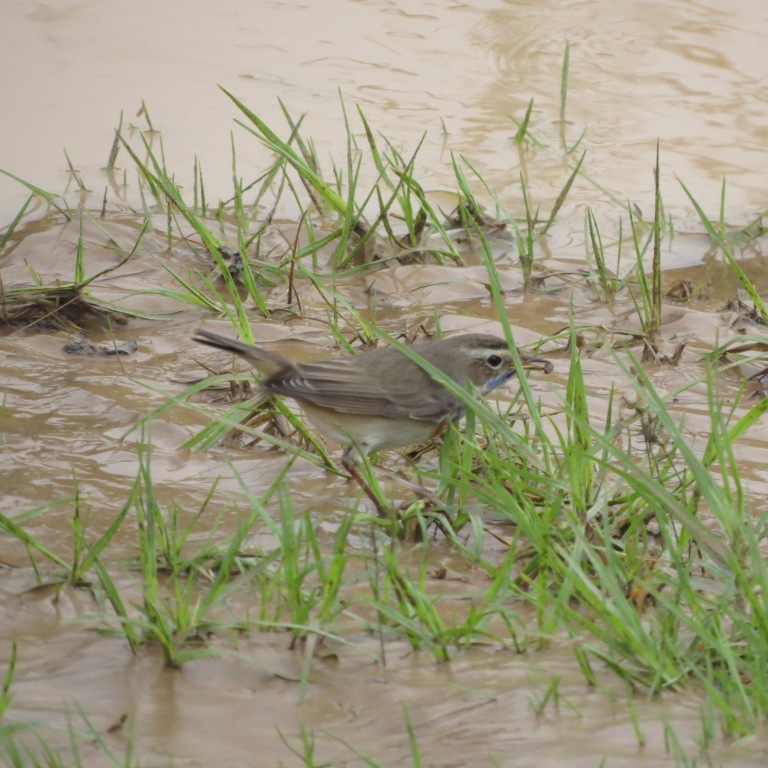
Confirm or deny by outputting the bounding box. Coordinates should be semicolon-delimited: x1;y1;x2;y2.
264;358;462;421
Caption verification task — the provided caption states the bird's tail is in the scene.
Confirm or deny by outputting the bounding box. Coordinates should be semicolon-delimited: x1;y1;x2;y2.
193;329;289;375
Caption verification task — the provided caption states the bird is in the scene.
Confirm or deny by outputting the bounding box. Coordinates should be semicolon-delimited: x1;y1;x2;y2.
193;328;553;515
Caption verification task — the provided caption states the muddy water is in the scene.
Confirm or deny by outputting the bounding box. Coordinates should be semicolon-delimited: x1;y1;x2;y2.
2;0;768;766
2;0;767;221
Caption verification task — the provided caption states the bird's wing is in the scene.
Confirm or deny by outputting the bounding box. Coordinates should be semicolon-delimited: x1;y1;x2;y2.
264;355;463;421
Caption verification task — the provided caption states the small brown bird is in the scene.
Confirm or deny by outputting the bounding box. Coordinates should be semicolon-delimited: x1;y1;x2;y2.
193;329;553;514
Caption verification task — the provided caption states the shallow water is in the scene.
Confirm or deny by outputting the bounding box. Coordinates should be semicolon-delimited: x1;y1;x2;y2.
2;0;766;221
2;1;768;766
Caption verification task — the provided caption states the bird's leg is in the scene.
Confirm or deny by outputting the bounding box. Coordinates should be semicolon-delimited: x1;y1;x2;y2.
341;449;389;518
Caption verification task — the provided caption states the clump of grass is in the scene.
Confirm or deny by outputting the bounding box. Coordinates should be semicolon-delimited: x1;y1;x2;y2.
0;704;153;768
0;472;129;589
430;341;768;734
387;230;768;736
90;439;290;667
278;703;427;767
0;208;146;329
681;175;768;323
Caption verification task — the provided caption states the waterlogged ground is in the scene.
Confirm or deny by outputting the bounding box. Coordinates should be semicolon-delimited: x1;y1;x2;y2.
2;1;768;767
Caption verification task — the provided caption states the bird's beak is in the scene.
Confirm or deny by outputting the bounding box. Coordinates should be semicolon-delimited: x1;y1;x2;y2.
518;355;554;374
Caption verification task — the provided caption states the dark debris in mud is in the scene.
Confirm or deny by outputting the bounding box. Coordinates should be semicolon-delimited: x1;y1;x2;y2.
0;284;130;331
63;332;138;356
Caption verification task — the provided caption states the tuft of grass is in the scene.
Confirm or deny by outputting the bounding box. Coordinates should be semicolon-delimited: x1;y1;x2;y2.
90;439;280;667
0;216;147;329
0;704;154;768
680;175;768;323
0;474;131;590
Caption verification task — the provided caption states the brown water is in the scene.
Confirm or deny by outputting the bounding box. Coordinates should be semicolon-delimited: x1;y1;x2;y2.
2;1;768;766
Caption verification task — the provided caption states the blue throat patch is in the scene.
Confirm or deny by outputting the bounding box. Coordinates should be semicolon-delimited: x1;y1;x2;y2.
485;369;517;394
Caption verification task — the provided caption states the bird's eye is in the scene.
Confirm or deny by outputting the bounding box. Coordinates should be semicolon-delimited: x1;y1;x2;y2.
487;354;503;368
